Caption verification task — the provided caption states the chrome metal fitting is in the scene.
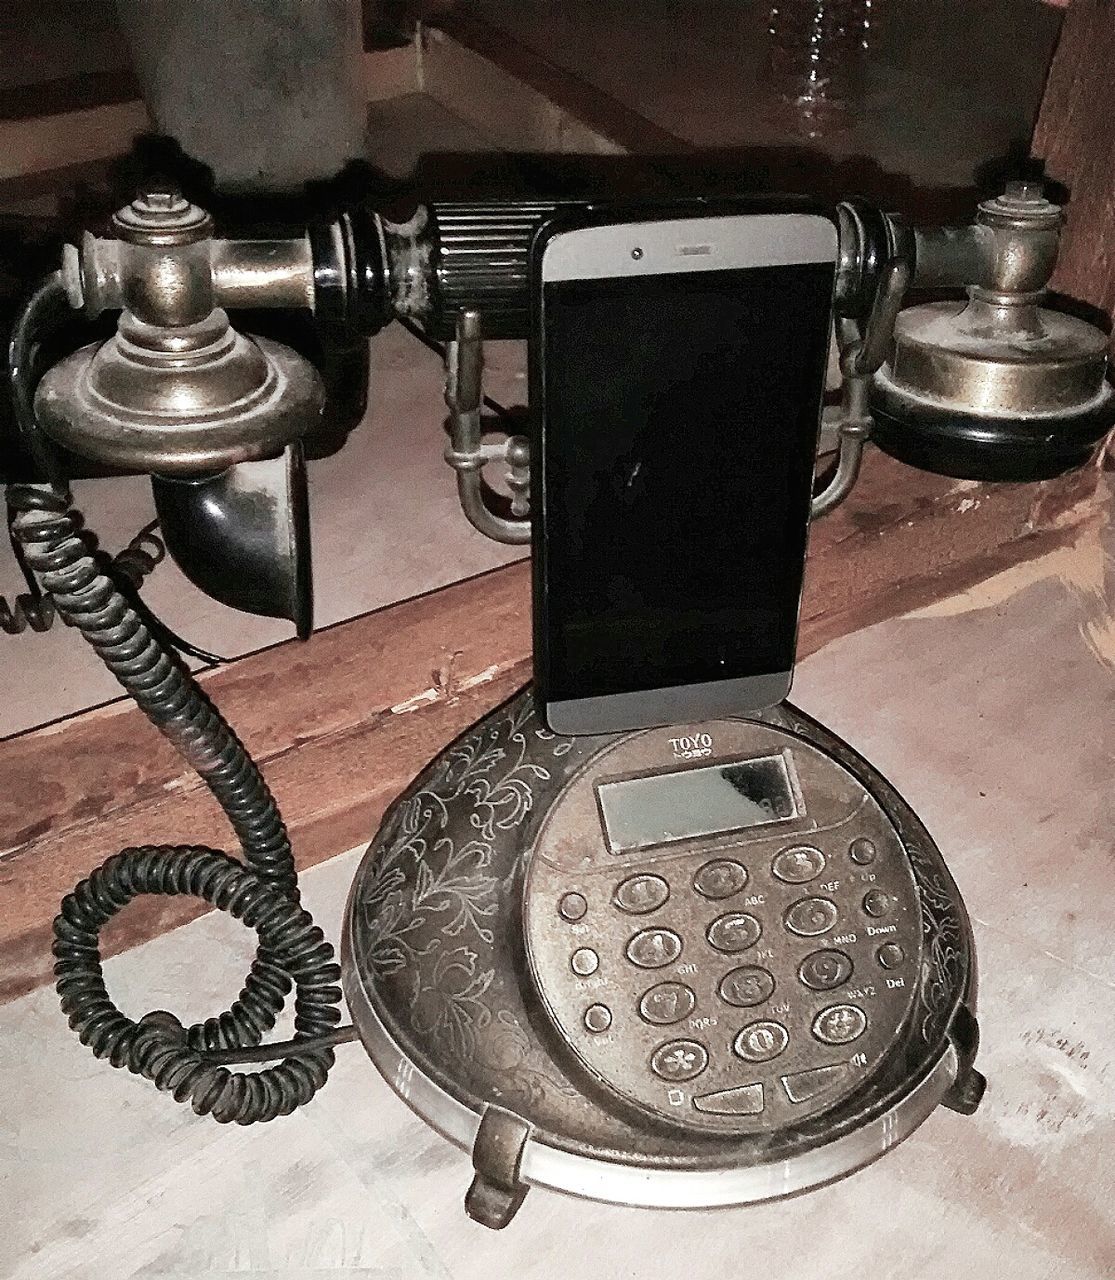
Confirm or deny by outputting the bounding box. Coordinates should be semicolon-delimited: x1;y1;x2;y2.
36;188;323;476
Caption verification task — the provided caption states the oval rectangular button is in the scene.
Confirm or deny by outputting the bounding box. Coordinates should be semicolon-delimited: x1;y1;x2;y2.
780;1063;849;1104
691;1082;765;1115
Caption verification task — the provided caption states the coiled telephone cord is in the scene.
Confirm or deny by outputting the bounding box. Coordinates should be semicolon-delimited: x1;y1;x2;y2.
8;483;348;1122
1;515;164;634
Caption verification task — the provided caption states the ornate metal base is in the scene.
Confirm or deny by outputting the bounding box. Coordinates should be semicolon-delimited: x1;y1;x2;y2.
341;688;983;1227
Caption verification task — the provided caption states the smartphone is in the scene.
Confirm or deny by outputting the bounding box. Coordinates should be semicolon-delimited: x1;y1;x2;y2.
531;200;838;736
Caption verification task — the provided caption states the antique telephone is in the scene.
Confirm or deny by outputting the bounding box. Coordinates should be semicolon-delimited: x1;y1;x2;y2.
5;180;1111;1227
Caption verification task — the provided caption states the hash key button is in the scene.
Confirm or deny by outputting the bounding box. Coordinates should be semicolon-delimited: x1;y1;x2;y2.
812;1004;867;1045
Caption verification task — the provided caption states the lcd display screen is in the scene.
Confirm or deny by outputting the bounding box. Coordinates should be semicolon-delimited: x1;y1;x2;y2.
596;753;798;852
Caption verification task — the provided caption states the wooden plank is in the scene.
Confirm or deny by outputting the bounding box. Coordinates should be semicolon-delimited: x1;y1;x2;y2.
0;100;150;184
1032;0;1115;339
0;445;1102;1002
0;68;139;123
0;46;419;186
422;16;674;158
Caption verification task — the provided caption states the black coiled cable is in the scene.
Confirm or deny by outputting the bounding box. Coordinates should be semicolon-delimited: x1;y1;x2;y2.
1;515;165;634
8;483;345;1123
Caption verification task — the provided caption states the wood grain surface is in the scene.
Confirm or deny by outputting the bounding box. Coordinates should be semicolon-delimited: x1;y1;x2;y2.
0;446;1101;1002
1032;0;1115;340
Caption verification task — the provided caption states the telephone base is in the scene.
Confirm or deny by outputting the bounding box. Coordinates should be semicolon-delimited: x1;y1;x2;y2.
341;687;980;1225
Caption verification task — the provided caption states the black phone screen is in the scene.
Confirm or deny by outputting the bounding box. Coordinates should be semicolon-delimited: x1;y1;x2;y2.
538;261;833;704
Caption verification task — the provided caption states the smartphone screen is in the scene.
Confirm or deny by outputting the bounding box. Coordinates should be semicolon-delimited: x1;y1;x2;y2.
534;212;836;735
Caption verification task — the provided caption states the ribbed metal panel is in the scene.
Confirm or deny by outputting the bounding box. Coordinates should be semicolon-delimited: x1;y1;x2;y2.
428;201;566;338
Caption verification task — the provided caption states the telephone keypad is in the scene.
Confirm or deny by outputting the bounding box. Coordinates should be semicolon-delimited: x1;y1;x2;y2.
705;912;762;953
771;845;826;883
614;873;670;915
626;928;683;968
733;1021;789;1062
639;982;697;1025
525;722;924;1135
797;949;854;992
784;896;839;937
812;1004;868;1045
692;859;748;899
718;965;777;1007
651;1039;709;1081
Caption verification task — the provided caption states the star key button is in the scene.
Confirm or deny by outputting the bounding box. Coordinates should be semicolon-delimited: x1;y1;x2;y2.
650;1039;709;1082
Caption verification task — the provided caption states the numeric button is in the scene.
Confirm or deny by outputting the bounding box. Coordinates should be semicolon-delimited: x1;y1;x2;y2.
812;1004;867;1045
772;845;826;884
571;947;599;976
650;1039;708;1081
733;1020;789;1063
798;949;853;992
692;859;747;900
614;874;669;915
784;896;838;937
718;966;775;1007
706;912;762;953
626;928;683;969
639;982;696;1025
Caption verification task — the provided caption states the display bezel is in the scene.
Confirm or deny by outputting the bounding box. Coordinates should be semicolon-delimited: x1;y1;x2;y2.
593;749;804;854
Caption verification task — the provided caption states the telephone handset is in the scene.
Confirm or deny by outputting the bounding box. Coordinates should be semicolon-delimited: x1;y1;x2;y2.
342;687;982;1227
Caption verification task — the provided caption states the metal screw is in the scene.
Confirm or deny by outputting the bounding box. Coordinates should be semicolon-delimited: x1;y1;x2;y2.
139;189;182;212
631;247;644;260
1000;180;1045;206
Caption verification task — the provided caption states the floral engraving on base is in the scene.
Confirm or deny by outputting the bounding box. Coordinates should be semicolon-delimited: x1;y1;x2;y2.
356;698;567;1067
904;840;966;1044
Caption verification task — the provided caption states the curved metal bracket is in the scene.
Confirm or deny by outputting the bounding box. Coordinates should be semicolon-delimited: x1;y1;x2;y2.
443;310;531;545
812;258;910;519
446;264;910;540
